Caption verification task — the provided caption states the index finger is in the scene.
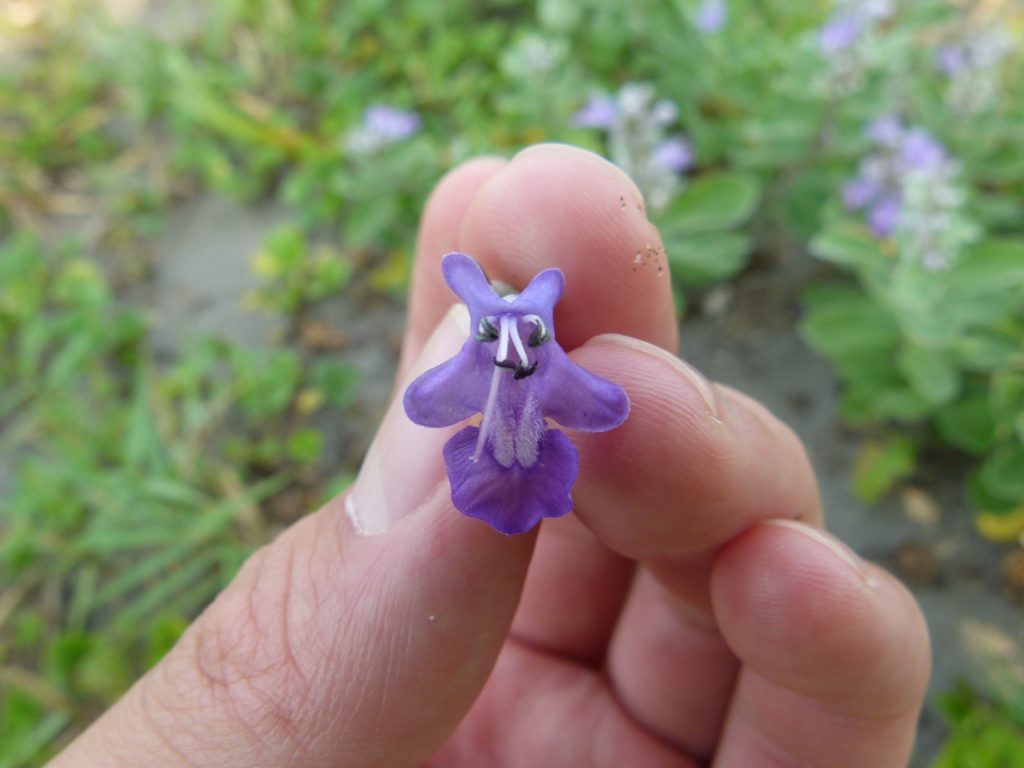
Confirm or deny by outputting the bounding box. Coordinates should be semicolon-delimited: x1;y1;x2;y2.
400;143;678;379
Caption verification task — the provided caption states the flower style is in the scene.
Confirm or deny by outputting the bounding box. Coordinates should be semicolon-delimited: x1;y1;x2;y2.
403;253;629;535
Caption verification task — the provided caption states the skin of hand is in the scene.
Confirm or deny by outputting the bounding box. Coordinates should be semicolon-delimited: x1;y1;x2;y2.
50;144;931;768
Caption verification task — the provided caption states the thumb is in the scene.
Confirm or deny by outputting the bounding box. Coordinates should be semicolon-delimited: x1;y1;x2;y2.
51;304;535;768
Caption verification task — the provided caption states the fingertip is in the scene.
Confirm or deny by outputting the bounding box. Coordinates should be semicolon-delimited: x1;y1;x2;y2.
564;337;820;561
404;156;508;376
459;144;677;352
710;520;931;719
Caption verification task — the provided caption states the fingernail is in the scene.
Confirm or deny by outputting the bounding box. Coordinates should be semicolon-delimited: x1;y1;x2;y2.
589;334;720;419
346;304;469;535
762;519;877;586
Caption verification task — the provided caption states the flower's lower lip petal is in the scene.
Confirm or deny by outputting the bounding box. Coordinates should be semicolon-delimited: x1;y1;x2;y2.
443;426;578;535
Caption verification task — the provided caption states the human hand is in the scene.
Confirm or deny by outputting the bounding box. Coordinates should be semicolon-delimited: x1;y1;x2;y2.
51;144;930;768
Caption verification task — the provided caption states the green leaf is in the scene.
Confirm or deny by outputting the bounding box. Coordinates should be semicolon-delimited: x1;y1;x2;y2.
852;435;917;503
898;345;960;406
666;231;752;285
950;333;1021;372
947;239;1024;298
145;614;189;669
311;358;361;409
286;426;324;464
977;443;1024;504
991;373;1024;427
123;366;169;474
967;471;1020;514
346;196;399;248
779;170;833;239
936;396;998;455
809;221;886;270
663;172;760;233
799;290;901;361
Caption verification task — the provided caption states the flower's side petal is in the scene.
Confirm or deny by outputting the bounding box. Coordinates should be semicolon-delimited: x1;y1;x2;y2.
403;341;491;427
441;253;506;321
444;425;578;535
536;347;629;432
513;268;564;325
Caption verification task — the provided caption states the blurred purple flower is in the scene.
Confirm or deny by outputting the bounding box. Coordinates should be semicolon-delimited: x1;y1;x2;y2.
935;44;968;76
865;115;903;147
867;194;901;238
573;96;618;129
843;118;952;241
695;0;727;34
899;128;947;171
653;136;694;173
344;104;421;155
404;253;629;535
364;105;421;141
842;176;882;210
818;14;863;54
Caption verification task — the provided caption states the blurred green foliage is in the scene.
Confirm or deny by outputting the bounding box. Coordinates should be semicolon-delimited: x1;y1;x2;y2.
1;0;1023;764
936;684;1024;768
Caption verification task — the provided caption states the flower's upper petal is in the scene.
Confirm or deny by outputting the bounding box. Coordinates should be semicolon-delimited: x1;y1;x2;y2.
512;268;564;330
444;424;577;534
403;340;491;427
533;345;629;431
441;252;508;323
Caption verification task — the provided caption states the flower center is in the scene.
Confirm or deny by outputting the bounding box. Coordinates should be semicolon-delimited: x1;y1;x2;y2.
476;313;550;379
471;312;551;464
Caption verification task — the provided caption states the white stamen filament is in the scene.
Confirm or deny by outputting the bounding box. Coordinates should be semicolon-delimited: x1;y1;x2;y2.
496;315;511;362
508;320;529;366
473;364;504;461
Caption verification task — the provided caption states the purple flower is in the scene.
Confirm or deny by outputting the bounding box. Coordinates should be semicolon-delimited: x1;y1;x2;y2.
842;176;882;210
573;96;618;129
899;128;947;172
695;0;727;34
818;14;863;54
865;115;903;147
404;253;629;535
935;44;968;76
868;194;901;238
653;136;694;173
364;105;421;141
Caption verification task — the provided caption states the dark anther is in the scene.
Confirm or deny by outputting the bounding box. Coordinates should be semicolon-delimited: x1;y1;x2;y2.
476;317;499;342
513;361;539;379
527;322;549;347
494;358;519;371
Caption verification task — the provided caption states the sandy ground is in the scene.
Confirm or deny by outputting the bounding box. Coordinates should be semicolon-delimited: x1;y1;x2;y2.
152;195;1024;766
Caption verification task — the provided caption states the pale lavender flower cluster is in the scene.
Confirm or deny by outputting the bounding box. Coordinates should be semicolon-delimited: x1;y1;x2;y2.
500;33;568;79
694;0;727;34
818;0;894;54
844;116;975;270
817;0;895;90
344;105;421;155
573;83;694;212
935;25;1015;114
